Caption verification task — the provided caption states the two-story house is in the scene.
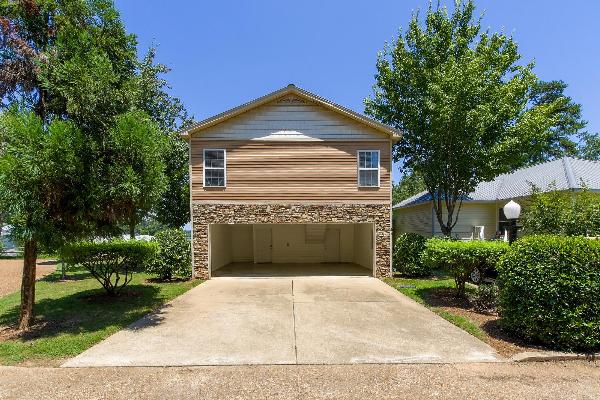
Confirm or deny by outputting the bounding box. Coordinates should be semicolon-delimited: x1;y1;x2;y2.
183;85;400;279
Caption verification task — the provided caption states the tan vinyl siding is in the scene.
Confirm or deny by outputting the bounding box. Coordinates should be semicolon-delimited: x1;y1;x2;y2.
394;204;433;238
191;140;391;202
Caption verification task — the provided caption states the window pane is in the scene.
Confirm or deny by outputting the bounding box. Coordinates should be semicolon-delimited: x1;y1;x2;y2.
205;168;225;187
206;158;224;168
359;170;379;187
205;150;224;161
359;151;378;168
369;152;379;168
359;152;366;168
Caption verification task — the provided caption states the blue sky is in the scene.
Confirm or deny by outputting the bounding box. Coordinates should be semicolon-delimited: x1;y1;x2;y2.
115;0;599;183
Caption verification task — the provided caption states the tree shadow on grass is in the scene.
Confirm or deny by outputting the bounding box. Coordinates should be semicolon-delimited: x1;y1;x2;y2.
0;284;166;341
42;271;93;282
414;287;472;309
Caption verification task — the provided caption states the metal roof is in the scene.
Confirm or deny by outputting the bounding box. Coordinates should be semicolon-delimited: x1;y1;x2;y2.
394;157;600;208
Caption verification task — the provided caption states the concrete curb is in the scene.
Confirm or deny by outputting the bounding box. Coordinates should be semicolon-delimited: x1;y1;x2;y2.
511;351;599;363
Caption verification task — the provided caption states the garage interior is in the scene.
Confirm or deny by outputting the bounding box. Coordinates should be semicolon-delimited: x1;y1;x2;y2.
209;223;374;277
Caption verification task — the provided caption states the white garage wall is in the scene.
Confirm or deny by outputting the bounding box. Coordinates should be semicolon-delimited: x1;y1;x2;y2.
337;224;355;263
272;224;323;263
209;224;232;271
354;223;373;270
210;223;368;270
231;224;253;262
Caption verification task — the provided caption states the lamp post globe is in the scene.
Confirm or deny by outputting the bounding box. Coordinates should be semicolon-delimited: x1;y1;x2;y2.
504;200;521;220
504;200;521;244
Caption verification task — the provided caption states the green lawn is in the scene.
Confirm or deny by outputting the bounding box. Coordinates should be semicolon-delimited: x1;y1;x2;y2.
0;268;202;365
383;273;487;341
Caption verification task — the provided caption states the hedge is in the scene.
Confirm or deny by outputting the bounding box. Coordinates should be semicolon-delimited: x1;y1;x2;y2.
497;235;600;351
393;233;429;277
146;229;192;280
62;239;158;295
422;239;509;297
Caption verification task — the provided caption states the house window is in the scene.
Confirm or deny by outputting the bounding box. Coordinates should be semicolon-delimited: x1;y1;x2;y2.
357;150;380;187
204;149;226;187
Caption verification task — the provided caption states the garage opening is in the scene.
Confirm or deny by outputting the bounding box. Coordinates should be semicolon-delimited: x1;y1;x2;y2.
208;223;374;277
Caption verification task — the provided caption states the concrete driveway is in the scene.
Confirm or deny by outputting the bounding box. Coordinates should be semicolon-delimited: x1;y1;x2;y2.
63;277;499;367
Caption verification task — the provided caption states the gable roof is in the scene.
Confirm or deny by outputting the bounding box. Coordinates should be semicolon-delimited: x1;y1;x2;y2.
395;157;600;209
181;84;402;140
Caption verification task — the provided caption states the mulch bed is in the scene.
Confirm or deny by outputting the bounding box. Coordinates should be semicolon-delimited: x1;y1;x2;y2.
425;288;547;357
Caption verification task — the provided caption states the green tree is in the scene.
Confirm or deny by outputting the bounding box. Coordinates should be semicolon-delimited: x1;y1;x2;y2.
392;171;426;205
1;0;137;124
580;132;600;161
106;110;167;238
0;108;87;329
0;0;156;328
526;80;585;164
132;48;192;228
365;0;558;236
520;186;600;236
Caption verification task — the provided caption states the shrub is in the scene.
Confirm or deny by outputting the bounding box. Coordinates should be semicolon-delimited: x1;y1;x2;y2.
62;240;158;295
422;239;509;297
146;229;192;280
520;186;600;236
470;283;499;313
393;233;429;277
497;235;600;352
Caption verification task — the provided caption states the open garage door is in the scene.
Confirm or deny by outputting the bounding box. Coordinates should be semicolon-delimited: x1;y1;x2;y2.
208;223;374;277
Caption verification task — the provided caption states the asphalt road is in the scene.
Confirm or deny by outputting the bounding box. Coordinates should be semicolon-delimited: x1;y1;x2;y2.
1;362;599;399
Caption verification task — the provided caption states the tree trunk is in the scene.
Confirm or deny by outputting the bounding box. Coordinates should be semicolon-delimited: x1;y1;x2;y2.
129;217;136;240
19;239;37;330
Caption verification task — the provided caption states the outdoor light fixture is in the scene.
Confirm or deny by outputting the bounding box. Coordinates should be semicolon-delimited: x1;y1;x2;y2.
503;200;521;244
503;200;521;220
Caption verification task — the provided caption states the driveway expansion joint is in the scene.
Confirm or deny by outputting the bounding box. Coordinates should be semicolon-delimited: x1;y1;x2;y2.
61;276;500;367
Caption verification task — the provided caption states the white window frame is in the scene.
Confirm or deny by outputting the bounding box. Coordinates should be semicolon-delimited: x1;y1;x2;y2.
357;150;380;188
203;149;227;187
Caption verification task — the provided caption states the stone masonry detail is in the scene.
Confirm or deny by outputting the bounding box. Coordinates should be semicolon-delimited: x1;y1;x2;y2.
191;203;391;279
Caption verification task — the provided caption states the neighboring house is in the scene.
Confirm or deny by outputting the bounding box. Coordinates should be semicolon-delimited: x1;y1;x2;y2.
182;84;401;279
394;157;600;240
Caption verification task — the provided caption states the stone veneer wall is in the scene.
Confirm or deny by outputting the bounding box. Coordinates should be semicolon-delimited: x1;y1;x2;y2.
191;202;391;279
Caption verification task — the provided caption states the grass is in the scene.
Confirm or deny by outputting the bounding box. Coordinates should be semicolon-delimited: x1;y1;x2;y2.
383;272;487;341
0;268;202;365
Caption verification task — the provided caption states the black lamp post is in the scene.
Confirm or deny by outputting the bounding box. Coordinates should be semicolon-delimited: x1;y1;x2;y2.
503;200;521;244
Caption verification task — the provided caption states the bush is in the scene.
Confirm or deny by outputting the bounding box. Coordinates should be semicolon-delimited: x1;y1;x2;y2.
422;239;509;297
393;233;429;277
62;240;158;295
497;235;600;351
520;186;600;236
146;229;192;280
470;283;499;313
